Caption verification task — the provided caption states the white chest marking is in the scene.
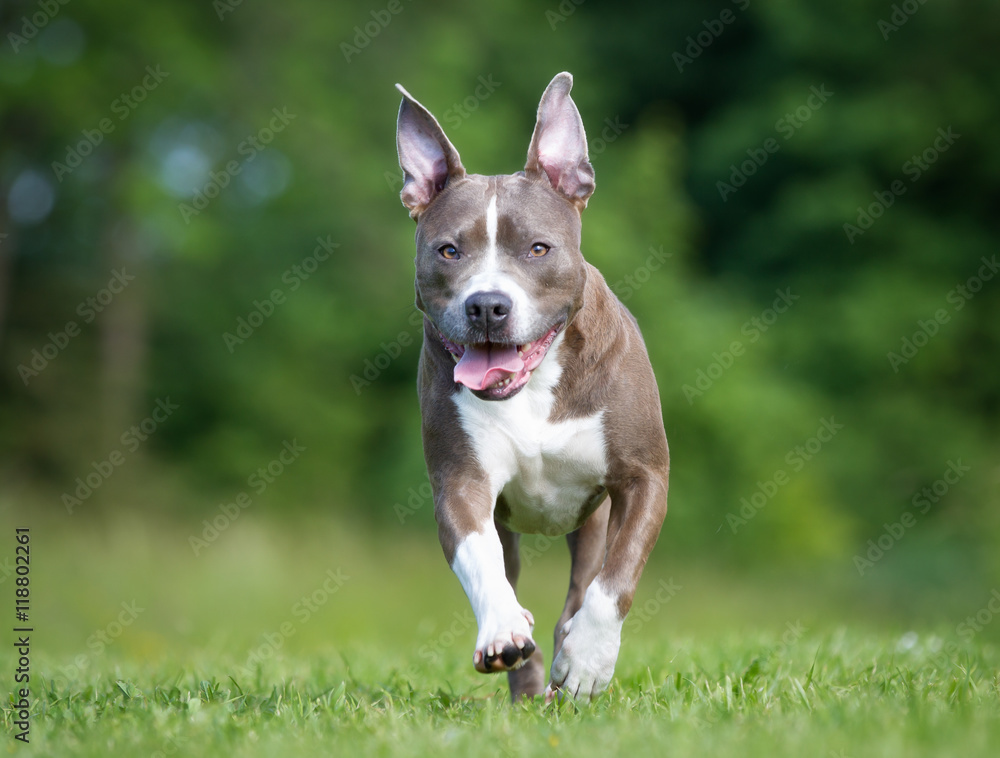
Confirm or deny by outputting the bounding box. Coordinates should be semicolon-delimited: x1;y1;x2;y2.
452;336;608;535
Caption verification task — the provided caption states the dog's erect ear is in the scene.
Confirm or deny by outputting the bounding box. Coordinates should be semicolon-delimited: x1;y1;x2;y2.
396;84;466;219
524;72;595;209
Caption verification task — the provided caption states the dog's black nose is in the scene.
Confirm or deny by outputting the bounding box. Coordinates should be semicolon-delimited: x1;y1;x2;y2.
465;291;512;331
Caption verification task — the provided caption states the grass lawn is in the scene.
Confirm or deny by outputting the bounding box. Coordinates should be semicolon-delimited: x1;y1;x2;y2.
2;513;998;756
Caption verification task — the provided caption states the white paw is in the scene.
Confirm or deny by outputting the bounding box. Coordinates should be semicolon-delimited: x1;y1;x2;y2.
474;607;536;673
450;531;538;674
546;582;622;700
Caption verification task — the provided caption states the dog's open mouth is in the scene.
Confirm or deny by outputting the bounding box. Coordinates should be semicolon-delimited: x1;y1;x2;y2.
440;324;562;400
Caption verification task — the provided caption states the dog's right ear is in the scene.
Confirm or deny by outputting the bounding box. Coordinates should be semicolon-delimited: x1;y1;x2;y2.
524;72;595;209
396;84;466;219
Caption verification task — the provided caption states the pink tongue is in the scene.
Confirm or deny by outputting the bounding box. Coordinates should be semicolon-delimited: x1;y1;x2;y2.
453;343;525;391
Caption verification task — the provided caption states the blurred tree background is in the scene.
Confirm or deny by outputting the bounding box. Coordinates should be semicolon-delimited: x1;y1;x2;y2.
1;0;998;603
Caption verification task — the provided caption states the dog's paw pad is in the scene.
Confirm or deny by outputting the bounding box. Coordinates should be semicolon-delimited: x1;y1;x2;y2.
502;637;535;666
474;633;536;673
472;604;536;673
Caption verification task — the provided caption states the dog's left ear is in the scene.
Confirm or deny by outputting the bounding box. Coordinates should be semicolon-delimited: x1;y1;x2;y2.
525;72;595;209
396;84;466;219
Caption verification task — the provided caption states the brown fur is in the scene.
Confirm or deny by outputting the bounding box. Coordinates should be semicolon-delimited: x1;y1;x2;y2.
398;73;669;700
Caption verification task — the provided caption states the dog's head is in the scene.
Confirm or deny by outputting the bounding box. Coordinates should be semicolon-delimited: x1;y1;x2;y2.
395;73;595;400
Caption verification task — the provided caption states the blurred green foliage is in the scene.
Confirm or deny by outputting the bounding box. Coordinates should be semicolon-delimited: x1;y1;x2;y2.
1;0;998;581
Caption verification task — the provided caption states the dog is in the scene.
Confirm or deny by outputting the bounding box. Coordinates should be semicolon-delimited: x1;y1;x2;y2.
394;72;669;701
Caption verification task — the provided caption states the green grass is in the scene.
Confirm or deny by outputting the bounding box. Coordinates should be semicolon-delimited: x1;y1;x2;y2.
6;634;999;757
2;513;998;756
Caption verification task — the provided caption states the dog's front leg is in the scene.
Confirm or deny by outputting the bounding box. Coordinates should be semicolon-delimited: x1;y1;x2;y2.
435;484;537;674
546;473;668;701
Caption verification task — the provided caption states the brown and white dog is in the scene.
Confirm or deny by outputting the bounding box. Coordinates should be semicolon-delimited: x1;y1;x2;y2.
394;72;669;701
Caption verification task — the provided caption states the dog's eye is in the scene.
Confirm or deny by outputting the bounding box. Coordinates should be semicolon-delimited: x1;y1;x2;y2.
529;243;550;257
439;244;459;260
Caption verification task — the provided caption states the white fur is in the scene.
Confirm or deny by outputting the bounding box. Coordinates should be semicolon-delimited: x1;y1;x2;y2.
452;530;534;659
452;334;608;535
485;193;498;264
449;245;615;693
548;578;623;698
447;193;543;341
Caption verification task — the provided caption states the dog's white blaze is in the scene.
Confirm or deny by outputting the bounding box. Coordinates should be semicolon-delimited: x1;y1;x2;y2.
448;191;543;341
484;193;498;267
452;530;533;653
549;578;623;698
470;192;500;280
453;335;609;536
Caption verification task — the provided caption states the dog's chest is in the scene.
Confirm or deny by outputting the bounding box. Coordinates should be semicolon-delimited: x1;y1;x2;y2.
452;340;608;535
